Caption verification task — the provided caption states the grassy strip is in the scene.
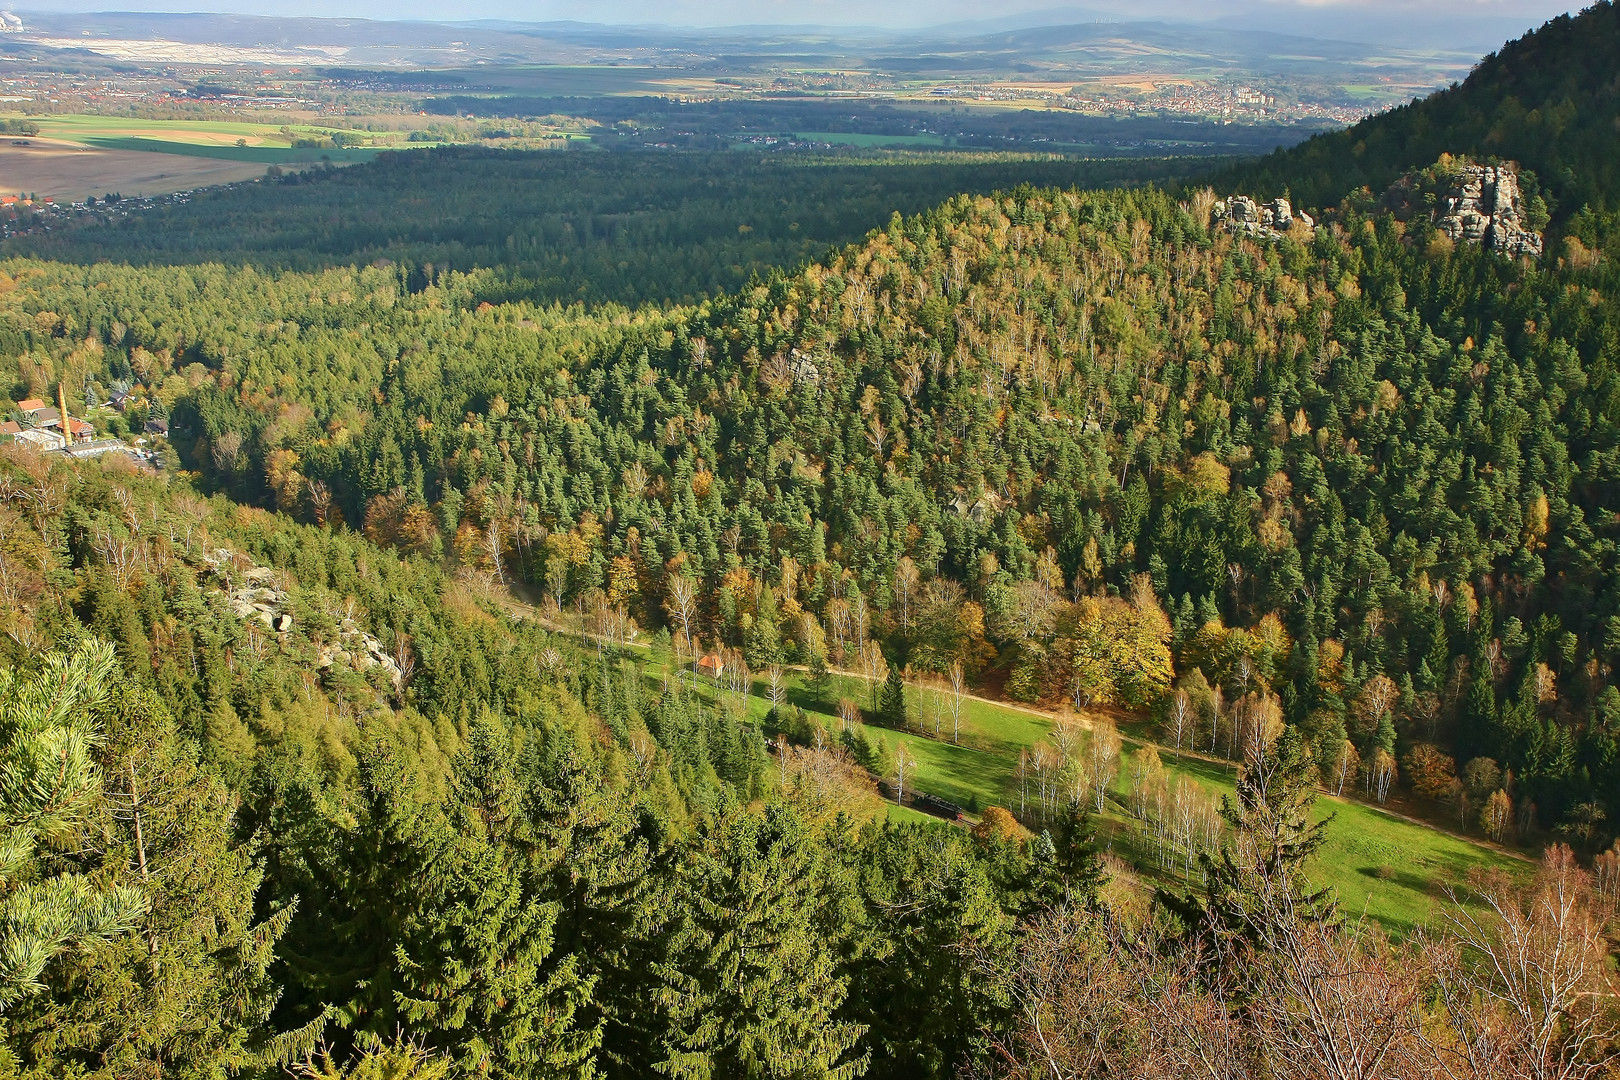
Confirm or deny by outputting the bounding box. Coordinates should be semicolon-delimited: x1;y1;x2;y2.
559;631;1523;931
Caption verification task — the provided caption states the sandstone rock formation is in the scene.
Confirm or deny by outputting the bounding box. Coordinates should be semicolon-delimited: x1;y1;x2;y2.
1381;159;1545;259
1433;163;1543;258
1213;195;1313;241
201;546;403;686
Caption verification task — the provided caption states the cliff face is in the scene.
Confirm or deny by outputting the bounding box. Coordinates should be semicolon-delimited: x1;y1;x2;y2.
1434;164;1544;258
1383;160;1546;258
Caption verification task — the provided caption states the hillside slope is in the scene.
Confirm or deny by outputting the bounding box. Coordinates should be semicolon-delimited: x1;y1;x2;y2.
1214;1;1620;224
7;170;1620;840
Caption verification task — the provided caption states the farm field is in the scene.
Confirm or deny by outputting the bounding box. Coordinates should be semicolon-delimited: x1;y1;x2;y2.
597;635;1524;934
0;140;283;200
403;66;741;96
4;114;419;159
0;113;443;198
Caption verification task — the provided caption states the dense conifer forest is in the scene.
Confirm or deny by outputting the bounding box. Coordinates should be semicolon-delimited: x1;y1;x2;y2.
4;4;1620;1077
1;151;1194;306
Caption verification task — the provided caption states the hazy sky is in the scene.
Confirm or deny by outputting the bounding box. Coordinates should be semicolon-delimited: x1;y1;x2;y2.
11;0;1590;27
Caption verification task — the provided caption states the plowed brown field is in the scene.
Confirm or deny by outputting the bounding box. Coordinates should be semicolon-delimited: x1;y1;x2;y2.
0;140;275;201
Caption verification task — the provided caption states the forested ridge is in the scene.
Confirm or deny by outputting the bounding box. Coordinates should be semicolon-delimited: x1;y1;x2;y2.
1220;0;1620;240
0;150;1195;307
5;7;1620;1076
6;173;1620;833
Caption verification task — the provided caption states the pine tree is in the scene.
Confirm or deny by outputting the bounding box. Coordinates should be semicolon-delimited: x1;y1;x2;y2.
0;641;146;1013
1156;727;1334;953
878;667;906;729
653;801;867;1080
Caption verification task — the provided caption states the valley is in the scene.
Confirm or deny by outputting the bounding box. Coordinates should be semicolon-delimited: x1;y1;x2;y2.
1;2;1618;1078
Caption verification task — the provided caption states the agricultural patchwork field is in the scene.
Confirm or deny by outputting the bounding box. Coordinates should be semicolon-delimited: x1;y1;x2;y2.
0;141;278;200
0;114;440;199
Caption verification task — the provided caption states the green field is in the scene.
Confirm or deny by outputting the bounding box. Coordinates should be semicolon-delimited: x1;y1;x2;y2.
607;636;1523;933
6;114;429;163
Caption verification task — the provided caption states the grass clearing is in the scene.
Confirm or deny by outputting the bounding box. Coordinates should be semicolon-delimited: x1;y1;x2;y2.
1119;749;1523;935
598;636;1523;931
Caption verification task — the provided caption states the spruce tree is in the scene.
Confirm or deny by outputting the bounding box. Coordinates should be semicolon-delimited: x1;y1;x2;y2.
2;683;305;1073
653;802;867;1080
878;667;906;729
807;650;833;707
279;738;598;1076
744;587;783;669
1156;727;1334;952
518;725;666;1077
1033;801;1107;911
849;825;1014;1079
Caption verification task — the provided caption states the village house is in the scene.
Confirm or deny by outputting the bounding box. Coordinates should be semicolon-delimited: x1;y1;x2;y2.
695;654;725;680
63;416;94;444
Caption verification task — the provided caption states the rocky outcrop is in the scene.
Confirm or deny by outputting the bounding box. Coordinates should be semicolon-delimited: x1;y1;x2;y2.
1213;195;1313;241
201;546;402;686
787;348;822;387
1434;164;1543;258
1383;160;1544;259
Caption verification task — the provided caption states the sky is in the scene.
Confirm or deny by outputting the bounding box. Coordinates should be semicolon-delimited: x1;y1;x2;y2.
10;0;1588;29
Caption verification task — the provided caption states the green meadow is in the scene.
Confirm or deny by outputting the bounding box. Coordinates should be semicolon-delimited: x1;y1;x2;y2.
6;114;429;163
607;637;1524;933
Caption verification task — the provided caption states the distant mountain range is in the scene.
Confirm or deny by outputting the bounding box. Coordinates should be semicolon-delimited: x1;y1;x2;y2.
3;6;1529;78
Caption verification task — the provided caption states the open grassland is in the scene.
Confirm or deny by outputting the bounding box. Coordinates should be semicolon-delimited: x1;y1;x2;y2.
604;638;1523;932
